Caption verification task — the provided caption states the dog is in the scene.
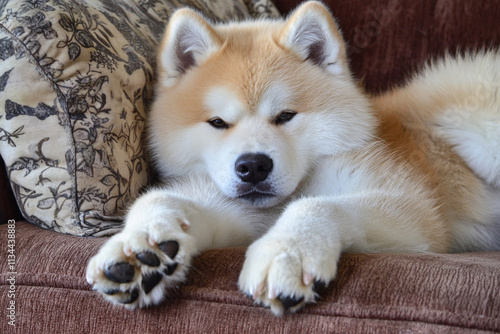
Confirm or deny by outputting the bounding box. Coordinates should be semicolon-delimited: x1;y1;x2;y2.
86;1;500;315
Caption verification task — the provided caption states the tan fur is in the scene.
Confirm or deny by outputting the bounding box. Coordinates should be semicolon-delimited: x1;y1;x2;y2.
376;96;485;227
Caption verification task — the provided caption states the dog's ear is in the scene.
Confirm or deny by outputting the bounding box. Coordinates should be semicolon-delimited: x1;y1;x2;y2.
159;8;222;87
279;1;347;75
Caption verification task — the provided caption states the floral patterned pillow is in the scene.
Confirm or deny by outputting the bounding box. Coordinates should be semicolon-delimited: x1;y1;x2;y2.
0;0;279;236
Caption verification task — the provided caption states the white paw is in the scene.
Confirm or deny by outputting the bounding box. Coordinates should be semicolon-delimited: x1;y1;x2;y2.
86;217;195;309
238;234;338;315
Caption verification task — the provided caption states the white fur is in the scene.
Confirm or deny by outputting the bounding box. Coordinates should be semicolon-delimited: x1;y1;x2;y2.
377;52;500;187
257;82;294;119
430;53;500;187
87;1;500;315
204;87;245;124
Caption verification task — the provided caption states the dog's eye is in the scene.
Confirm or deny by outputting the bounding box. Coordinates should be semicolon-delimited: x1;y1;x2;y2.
274;110;297;125
208;117;229;130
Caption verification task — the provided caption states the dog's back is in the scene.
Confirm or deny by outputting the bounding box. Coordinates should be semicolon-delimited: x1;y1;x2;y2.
374;51;500;251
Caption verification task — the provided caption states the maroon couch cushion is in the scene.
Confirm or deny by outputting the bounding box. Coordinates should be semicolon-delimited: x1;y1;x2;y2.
1;222;499;333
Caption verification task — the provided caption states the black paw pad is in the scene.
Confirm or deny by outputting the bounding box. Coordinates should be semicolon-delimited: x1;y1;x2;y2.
121;289;139;304
103;288;120;295
136;251;161;267
163;263;178;276
142;272;163;294
104;262;135;283
278;295;304;311
158;240;179;259
313;280;327;294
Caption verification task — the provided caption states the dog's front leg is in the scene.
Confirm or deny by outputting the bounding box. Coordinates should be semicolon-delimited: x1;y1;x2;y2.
86;179;265;309
239;190;446;315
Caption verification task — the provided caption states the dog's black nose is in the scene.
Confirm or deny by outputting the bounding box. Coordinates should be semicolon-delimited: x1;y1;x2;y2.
235;153;273;184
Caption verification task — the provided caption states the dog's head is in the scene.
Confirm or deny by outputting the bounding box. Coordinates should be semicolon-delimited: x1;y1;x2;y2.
150;1;376;207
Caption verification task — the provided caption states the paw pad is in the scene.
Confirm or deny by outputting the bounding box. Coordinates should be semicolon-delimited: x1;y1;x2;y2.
313;280;326;294
103;288;120;295
104;262;135;283
163;263;178;276
136;251;161;267
142;272;164;294
121;289;139;304
158;240;179;259
278;295;304;310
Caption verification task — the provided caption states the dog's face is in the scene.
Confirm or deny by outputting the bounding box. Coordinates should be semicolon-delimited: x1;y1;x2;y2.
150;1;376;207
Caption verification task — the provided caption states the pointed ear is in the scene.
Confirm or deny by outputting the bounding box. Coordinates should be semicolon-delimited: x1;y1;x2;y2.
278;1;347;75
159;8;222;87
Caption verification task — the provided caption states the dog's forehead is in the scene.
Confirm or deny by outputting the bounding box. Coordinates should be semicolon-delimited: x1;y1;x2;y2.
200;25;306;120
257;82;294;116
204;86;245;122
203;54;296;120
204;82;293;121
235;50;293;114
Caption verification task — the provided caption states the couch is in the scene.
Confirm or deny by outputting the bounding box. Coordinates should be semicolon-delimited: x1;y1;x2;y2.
1;0;500;333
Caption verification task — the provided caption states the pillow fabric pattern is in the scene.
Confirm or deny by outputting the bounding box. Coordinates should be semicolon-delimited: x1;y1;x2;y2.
0;0;279;236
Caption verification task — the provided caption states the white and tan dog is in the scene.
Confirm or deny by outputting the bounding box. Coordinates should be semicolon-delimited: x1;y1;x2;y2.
86;1;500;315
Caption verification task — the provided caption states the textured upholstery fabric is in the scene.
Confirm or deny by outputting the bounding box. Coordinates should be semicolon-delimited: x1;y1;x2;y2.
1;221;499;333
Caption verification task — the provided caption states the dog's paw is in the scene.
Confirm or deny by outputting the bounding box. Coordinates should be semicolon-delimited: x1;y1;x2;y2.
238;235;336;315
86;220;195;309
